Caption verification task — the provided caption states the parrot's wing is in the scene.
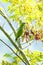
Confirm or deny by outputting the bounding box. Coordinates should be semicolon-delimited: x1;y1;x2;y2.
16;29;23;40
15;22;25;40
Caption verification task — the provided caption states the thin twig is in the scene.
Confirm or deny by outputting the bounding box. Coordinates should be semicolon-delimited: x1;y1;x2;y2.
2;23;6;27
21;42;26;45
10;32;13;36
21;40;33;45
0;39;26;65
22;40;33;49
22;44;31;49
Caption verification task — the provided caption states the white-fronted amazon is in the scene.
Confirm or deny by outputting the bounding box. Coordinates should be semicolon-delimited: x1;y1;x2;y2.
16;22;25;41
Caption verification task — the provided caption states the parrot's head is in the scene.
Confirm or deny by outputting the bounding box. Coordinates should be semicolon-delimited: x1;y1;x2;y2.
21;22;25;27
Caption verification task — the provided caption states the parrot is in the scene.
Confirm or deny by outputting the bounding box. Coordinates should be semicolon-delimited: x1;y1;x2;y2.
15;22;25;41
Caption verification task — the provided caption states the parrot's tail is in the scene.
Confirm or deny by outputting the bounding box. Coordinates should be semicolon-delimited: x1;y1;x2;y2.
15;37;18;41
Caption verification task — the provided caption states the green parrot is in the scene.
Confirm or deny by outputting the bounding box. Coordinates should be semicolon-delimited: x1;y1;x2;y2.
16;22;25;41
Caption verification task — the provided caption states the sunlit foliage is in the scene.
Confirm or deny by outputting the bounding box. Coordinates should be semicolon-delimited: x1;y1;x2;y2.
2;0;43;43
0;0;43;65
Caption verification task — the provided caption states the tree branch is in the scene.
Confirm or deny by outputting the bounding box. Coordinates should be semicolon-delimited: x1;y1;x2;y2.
0;26;30;65
0;10;23;63
0;10;22;54
0;10;16;36
0;39;26;64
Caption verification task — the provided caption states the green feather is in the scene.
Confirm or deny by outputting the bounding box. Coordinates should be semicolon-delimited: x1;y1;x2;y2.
16;22;25;40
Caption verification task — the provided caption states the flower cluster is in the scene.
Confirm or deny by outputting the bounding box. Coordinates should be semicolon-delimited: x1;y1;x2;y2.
22;22;43;43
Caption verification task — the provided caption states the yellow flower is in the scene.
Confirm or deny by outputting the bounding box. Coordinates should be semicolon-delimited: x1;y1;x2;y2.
37;21;43;26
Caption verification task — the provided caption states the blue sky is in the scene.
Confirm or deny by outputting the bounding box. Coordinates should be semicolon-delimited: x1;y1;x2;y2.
0;0;43;64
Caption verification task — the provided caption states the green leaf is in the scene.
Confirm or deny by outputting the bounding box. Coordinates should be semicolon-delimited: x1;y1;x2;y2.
4;53;12;58
12;56;17;60
36;57;42;62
